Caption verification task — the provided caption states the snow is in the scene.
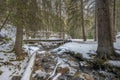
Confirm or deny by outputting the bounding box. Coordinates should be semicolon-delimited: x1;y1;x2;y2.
55;57;77;76
21;53;37;80
114;38;120;55
0;44;39;80
48;37;62;40
52;42;97;59
0;24;16;41
33;70;48;79
0;25;16;52
0;24;120;80
108;60;120;68
47;57;62;79
114;38;120;49
23;45;39;56
52;36;120;59
0;42;14;51
52;73;61;80
57;57;69;68
38;51;46;54
70;39;94;42
116;32;120;38
0;52;29;80
0;66;18;80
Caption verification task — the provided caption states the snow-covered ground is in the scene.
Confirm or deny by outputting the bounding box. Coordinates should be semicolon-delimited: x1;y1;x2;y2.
52;38;120;59
0;25;16;52
108;60;120;68
0;44;40;80
0;25;120;80
52;42;97;59
0;52;28;80
23;45;39;56
116;32;120;38
31;36;120;80
0;24;16;41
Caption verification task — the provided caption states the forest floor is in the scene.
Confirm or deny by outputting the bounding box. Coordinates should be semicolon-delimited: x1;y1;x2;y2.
0;26;120;80
0;38;120;80
0;40;120;80
31;40;120;80
32;50;120;80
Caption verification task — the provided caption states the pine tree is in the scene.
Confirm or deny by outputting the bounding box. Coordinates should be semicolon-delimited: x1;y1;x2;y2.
96;0;116;59
14;0;26;59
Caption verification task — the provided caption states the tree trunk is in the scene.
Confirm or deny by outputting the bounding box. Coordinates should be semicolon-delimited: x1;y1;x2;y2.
81;0;86;41
94;2;98;41
96;0;116;59
112;0;117;42
14;0;24;59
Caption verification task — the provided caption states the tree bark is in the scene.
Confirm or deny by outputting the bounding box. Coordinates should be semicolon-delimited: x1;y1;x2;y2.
96;0;116;59
81;0;86;41
112;0;117;42
94;2;98;41
14;0;24;59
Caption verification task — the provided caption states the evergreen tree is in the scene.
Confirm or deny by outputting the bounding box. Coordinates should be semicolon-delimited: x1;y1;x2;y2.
96;0;116;59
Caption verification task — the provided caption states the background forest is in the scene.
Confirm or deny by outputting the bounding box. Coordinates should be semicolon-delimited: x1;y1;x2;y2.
0;0;120;39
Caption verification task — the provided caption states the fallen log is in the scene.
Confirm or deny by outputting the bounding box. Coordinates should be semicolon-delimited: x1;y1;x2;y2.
21;52;37;80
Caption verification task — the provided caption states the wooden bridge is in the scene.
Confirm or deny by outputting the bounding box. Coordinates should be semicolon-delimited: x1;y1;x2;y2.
23;39;71;44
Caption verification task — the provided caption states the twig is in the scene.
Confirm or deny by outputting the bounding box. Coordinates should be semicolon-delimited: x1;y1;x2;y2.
0;11;11;31
52;73;61;80
47;58;62;80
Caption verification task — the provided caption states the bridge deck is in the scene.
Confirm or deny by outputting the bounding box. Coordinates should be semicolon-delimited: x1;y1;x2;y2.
23;39;71;43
